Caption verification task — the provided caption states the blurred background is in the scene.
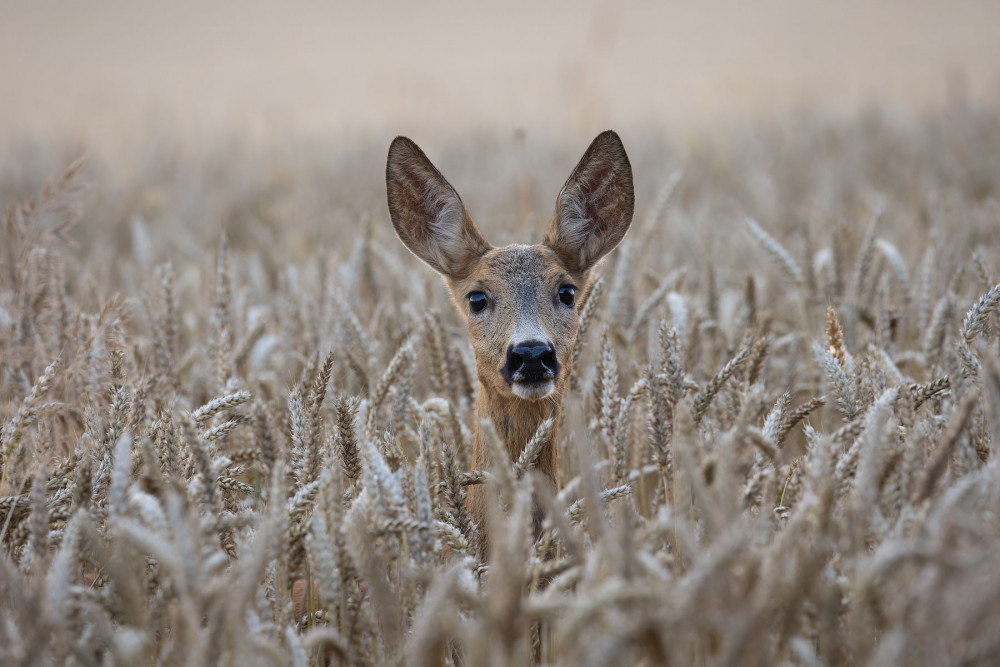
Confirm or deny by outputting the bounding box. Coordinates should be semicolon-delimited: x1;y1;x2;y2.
2;0;1000;148
1;0;999;289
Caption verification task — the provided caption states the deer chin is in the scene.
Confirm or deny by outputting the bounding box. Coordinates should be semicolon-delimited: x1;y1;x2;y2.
510;379;556;401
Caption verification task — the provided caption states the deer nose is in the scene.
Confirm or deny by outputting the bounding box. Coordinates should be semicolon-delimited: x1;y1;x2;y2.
504;340;558;383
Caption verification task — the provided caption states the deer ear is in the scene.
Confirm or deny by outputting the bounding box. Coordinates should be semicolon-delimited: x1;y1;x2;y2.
386;136;491;278
544;130;634;274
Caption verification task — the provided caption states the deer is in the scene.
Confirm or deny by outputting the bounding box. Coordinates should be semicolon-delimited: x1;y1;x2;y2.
386;130;634;554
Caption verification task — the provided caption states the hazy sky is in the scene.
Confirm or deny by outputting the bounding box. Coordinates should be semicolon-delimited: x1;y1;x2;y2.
2;0;999;143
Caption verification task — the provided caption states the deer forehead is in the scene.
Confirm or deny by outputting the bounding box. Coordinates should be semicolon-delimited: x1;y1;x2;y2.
465;244;571;299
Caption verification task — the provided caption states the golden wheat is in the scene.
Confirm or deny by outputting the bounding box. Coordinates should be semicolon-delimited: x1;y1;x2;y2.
1;105;1000;665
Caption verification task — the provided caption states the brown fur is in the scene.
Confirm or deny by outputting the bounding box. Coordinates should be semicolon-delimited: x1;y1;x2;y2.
386;131;634;555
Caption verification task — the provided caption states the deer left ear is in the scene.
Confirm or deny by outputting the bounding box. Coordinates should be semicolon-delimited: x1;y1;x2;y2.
386;136;492;278
544;130;635;274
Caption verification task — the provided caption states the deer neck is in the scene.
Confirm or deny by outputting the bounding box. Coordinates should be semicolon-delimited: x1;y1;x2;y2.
472;382;564;480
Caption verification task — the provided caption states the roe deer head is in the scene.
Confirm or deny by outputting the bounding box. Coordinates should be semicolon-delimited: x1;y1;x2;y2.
386;131;634;553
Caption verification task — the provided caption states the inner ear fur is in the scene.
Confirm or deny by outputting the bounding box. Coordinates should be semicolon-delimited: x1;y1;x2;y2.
544;130;635;274
386;136;491;277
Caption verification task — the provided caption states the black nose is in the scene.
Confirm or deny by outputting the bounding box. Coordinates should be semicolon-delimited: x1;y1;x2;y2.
503;340;558;383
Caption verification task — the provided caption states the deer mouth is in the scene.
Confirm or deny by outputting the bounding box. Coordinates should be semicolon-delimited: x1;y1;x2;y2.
510;378;557;400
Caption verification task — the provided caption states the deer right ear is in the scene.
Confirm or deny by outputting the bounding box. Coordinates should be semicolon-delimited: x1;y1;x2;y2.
386;137;492;278
544;130;635;275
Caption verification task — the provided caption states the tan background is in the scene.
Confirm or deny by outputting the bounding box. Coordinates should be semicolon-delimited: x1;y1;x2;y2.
2;0;999;145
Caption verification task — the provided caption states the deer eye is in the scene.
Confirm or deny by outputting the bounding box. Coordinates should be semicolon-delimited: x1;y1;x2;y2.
468;291;489;313
558;285;576;307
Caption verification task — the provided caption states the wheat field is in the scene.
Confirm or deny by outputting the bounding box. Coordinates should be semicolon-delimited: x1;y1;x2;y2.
2;103;1000;665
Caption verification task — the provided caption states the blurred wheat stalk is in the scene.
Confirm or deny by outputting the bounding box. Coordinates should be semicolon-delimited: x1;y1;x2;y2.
2;106;1000;665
